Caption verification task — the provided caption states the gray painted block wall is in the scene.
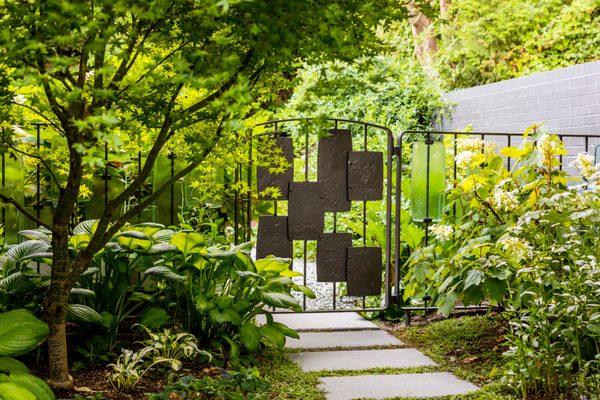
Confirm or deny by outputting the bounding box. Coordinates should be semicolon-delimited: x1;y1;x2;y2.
440;60;600;173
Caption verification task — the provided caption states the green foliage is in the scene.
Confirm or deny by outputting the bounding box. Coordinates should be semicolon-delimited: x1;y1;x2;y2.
147;369;270;400
285;22;444;133
437;0;600;89
403;127;600;397
0;310;54;400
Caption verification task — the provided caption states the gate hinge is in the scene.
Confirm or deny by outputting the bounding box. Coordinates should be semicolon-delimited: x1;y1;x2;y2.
392;146;401;157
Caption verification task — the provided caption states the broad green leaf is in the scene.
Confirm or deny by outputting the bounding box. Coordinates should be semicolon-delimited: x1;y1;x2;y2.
140;307;170;330
170;231;204;256
0;310;49;357
271;322;299;339
144;266;185;282
67;304;103;325
0;357;29;374
240;322;260;351
0;382;37;400
255;257;292;273
464;270;484;290
261;324;285;347
259;292;299;310
2;373;55;400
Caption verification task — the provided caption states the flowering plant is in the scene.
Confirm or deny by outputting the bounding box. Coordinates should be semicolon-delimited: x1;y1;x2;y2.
402;127;600;396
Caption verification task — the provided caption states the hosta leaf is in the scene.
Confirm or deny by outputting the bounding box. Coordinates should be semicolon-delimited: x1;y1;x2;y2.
140;307;170;330
0;310;49;357
255;257;292;273
0;382;37;400
261;324;285;347
17;230;51;243
67;304;103;325
0;273;35;296
271;322;299;339
2;373;55;400
73;220;98;235
240;322;260;351
0;357;29;374
69;288;95;298
81;267;99;277
147;243;177;254
259;292;299;310
144;266;185;282
170;231;204;256
0;241;50;270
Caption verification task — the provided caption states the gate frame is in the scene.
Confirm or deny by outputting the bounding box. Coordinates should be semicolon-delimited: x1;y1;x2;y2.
237;118;395;313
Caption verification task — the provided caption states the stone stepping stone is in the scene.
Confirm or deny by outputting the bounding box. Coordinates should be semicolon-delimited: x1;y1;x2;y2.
319;372;479;399
289;348;436;372
286;330;404;350
256;312;379;331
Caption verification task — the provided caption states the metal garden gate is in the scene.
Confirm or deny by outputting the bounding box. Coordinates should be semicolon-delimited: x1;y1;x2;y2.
236;118;395;313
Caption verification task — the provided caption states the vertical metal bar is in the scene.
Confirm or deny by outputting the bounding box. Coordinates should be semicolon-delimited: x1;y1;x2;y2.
1;129;5;233
558;135;563;171
480;133;485;154
35;124;41;222
507;135;512;171
424;133;432;247
384;131;393;308
585;136;589;153
169;152;175;226
137;150;142;219
303;125;309;310
453;133;457;217
104;143;109;210
246;132;252;242
234;132;239;245
34;123;42;273
394;136;402;306
362;124;368;309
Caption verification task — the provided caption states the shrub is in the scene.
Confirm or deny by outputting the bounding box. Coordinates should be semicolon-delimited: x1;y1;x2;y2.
403;127;600;397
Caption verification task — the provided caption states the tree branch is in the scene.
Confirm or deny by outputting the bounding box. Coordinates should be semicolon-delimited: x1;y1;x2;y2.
0;193;55;232
7;144;63;191
11;102;64;134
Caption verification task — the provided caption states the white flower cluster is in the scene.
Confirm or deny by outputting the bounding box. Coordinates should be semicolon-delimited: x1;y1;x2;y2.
492;187;519;212
429;224;453;241
12;94;27;105
457;137;484;152
498;235;533;261
574;152;600;183
455;151;477;168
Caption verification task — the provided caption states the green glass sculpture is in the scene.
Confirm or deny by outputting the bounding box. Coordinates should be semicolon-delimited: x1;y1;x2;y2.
153;155;182;225
1;154;25;243
410;141;445;222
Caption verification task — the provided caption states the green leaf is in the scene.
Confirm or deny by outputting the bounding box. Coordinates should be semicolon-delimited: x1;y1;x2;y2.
73;220;98;235
0;357;29;374
17;230;51;243
67;305;103;325
0;241;50;271
261;324;285;347
1;373;55;400
222;309;241;326
69;288;95;298
144;266;185;283
0;310;49;357
259;292;299;310
400;223;425;249
170;231;204;256
483;278;507;303
240;322;261;351
464;270;484;290
255;257;292;273
0;382;37;400
438;292;459;317
140;307;170;330
271;322;299;339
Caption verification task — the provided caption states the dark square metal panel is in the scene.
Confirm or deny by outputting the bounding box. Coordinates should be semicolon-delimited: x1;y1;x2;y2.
257;136;294;200
317;129;352;212
347;151;383;201
256;216;293;259
288;182;325;240
346;247;382;296
316;232;352;282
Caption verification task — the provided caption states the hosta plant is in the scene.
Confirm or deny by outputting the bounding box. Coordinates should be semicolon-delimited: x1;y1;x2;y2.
0;309;55;400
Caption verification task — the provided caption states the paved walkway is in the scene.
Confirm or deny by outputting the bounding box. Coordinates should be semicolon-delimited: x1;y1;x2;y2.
273;312;479;399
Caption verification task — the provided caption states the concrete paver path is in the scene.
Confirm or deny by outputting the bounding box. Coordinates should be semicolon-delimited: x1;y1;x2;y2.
276;312;479;399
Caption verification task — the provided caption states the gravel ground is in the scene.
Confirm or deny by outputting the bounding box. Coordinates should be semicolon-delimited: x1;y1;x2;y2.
290;258;375;311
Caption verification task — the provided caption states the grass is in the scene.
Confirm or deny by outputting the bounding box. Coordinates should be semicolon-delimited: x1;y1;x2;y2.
386;314;517;400
256;314;517;400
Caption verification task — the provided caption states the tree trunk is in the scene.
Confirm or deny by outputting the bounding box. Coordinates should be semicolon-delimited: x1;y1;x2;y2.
45;230;75;388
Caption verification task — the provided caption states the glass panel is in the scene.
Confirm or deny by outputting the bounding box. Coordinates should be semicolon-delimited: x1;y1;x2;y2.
2;154;25;243
410;141;445;222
